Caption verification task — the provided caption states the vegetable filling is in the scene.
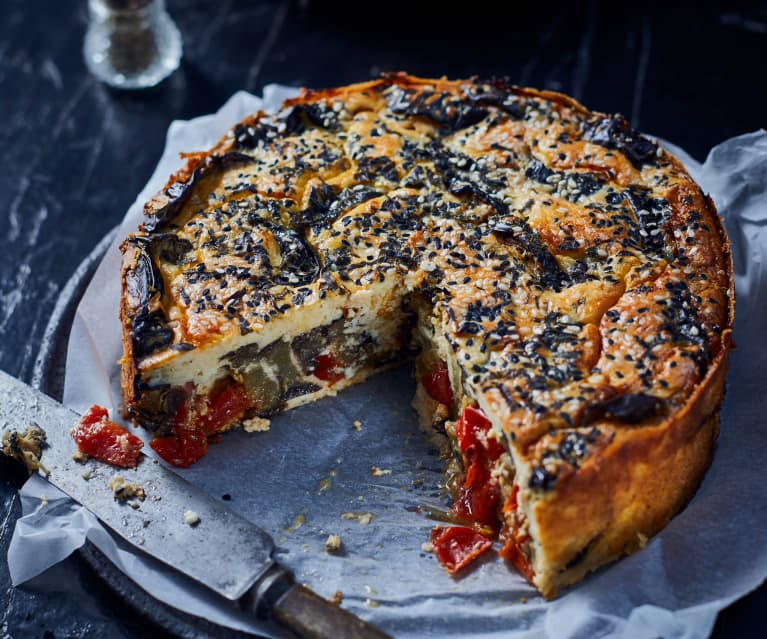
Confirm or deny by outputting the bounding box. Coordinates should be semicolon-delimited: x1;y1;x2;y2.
422;359;534;581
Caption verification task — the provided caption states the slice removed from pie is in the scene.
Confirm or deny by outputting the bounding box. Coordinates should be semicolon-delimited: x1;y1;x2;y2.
120;73;733;598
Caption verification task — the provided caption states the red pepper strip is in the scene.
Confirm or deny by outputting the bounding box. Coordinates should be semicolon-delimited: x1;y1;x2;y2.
451;406;505;530
431;526;493;574
498;484;536;581
198;384;252;436
151;429;208;468
312;353;345;383
151;384;251;468
71;405;143;469
421;361;454;406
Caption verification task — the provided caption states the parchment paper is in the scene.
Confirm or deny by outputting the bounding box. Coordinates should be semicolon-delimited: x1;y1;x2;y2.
8;87;767;639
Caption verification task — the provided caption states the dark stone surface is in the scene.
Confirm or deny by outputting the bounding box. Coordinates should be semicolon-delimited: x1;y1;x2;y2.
0;0;765;636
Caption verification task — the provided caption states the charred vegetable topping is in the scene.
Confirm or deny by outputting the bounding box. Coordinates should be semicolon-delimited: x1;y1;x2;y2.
125;239;174;358
388;87;488;132
354;156;398;183
290;182;340;228
465;83;527;119
131;312;174;358
491;219;569;291
527;427;606;492
528;466;557;491
150;234;193;265
659;280;709;370
233;120;275;149
142;151;255;232
280;102;340;135
271;227;320;286
330;185;382;216
126;238;164;298
583;393;664;425
584;114;658;169
71;406;144;469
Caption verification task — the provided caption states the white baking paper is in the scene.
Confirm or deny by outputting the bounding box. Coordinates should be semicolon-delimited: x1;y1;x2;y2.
8;87;767;639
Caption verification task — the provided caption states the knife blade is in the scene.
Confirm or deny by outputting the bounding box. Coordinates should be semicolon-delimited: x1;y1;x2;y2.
0;369;392;639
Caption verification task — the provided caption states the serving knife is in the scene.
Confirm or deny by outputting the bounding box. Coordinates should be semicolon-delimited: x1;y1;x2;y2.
0;369;392;639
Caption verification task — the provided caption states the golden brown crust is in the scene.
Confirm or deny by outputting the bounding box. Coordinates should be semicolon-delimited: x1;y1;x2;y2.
527;187;734;597
529;334;729;597
119;73;734;596
119;240;139;420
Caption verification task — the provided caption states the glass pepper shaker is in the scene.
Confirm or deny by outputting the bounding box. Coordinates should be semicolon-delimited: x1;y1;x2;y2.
83;0;183;89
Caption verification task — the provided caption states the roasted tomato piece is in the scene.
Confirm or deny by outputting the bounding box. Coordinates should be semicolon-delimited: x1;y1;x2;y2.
499;532;535;582
455;406;504;461
312;353;345;383
71;405;143;468
451;406;505;530
421;361;454;406
151;384;250;467
79;404;109;426
453;462;501;529
150;429;208;468
431;526;493;574
198;384;252;436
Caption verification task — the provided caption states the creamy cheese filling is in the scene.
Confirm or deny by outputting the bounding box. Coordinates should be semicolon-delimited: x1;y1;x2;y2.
133;274;412;431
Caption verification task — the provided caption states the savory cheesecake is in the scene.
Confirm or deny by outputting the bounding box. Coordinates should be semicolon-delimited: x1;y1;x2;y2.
120;73;733;598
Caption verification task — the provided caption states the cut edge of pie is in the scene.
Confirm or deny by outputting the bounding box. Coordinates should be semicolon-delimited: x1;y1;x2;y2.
119;73;734;598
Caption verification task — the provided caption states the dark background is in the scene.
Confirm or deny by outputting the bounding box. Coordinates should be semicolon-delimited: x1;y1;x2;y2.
1;0;765;636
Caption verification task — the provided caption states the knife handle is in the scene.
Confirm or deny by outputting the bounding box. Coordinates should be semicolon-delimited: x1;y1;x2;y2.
272;584;393;639
243;564;393;639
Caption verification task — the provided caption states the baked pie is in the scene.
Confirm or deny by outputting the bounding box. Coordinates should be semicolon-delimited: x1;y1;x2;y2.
120;73;733;597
